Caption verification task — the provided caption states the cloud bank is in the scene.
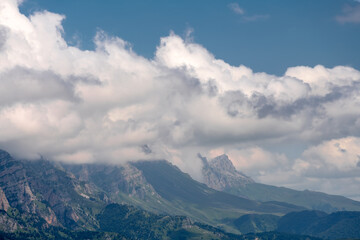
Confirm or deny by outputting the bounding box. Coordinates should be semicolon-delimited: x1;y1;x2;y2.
1;0;360;198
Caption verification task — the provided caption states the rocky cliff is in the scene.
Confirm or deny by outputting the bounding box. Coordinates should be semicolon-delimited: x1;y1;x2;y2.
201;154;254;191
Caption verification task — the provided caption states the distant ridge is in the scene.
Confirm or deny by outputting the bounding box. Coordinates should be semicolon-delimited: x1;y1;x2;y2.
277;210;360;239
201;154;360;212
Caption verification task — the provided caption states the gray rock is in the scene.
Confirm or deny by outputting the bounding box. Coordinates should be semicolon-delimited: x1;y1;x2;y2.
201;154;254;191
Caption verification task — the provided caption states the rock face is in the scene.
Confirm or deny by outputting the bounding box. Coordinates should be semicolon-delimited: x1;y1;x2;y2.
0;150;34;212
0;211;19;232
0;150;105;230
64;163;162;202
0;187;10;212
0;149;170;232
201;154;254;191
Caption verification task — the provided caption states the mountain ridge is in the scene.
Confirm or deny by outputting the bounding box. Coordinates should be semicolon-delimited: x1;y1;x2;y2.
0;149;304;235
0;149;359;239
201;153;360;212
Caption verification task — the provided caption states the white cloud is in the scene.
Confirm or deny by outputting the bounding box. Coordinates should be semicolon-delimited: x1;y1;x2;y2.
294;137;360;178
228;3;269;22
243;14;270;22
336;4;360;24
218;137;360;200
1;0;360;198
292;137;360;200
228;3;245;15
226;147;290;176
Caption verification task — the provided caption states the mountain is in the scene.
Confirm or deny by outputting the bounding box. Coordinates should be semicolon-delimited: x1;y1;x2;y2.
0;149;247;239
277;210;328;234
0;203;245;240
0;149;310;238
239;232;322;240
277;210;360;240
64;159;304;233
229;210;360;239
132;160;303;214
0;149;106;231
232;214;280;234
201;154;360;212
201;154;254;191
1;148;359;239
97;203;242;240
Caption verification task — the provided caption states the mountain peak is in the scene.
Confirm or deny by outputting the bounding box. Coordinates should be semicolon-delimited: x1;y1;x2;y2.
209;154;237;174
201;154;254;192
0;149;12;163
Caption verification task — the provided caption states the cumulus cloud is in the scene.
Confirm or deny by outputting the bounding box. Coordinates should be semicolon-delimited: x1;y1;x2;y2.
294;137;360;178
1;0;360;198
225;147;290;177
214;138;360;200
292;137;360;200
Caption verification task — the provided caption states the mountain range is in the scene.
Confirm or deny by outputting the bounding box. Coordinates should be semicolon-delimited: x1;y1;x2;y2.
0;149;359;239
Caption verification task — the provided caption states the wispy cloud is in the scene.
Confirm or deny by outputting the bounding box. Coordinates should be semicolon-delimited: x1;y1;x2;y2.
336;4;360;24
228;2;269;22
243;14;269;22
228;3;245;15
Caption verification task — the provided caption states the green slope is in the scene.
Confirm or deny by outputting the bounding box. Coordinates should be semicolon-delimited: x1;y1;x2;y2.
227;182;360;212
233;214;280;234
97;203;242;240
0;205;324;240
132;160;304;232
277;210;360;240
65;159;305;233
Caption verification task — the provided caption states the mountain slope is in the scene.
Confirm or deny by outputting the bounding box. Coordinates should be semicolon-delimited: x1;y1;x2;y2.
65;159;305;233
97;203;242;240
131;160;305;233
201;154;360;212
232;214;280;234
0;149;105;230
133;160;302;212
277;210;360;240
0;149;304;236
62;159;307;234
0;150;247;239
0;149;354;239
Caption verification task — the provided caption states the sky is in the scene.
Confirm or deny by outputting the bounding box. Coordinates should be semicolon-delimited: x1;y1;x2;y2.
1;0;360;200
19;0;360;75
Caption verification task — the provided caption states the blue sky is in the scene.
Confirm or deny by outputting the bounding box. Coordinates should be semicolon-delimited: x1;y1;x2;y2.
20;0;360;75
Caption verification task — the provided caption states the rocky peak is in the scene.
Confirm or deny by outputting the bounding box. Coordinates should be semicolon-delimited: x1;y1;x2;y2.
0;150;16;170
0;149;11;161
209;154;237;174
201;154;254;191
